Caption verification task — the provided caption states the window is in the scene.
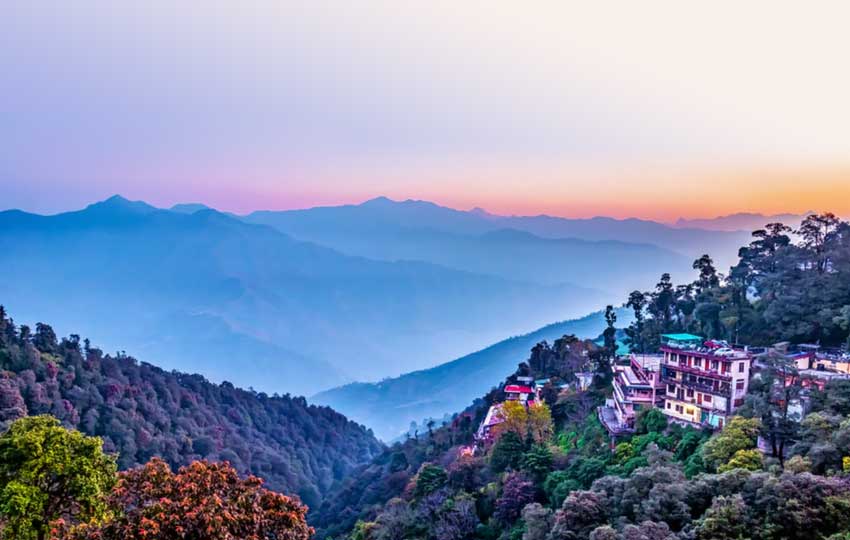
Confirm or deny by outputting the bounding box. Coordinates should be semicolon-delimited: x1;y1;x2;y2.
736;380;745;390
711;360;719;370
686;388;694;397
738;362;745;373
694;358;702;367
666;402;671;409
703;394;712;403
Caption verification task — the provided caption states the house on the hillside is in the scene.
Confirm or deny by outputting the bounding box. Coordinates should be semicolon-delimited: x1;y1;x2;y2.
475;380;541;445
475;403;505;442
659;334;752;429
504;384;534;403
599;353;664;436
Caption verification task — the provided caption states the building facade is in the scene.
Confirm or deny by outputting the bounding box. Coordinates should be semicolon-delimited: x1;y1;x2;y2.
611;354;664;430
659;334;752;429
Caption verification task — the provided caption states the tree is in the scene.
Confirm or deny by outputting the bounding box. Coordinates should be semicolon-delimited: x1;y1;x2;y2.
635;408;668;435
717;448;763;473
63;458;312;540
490;431;525;473
413;463;447;497
650;273;676;330
695;494;750;540
527;402;554;444
702;416;760;471
693;254;720;293
603;305;617;358
496;400;529;440
493;472;536;525
740;351;800;465
625;292;648;353
798;213;841;273
521;503;552;540
0;415;116;540
520;444;553;482
549;491;608;540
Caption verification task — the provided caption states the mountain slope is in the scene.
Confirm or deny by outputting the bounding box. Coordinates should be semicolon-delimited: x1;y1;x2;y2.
245;197;747;287
0;308;383;509
312;309;631;440
0;196;603;394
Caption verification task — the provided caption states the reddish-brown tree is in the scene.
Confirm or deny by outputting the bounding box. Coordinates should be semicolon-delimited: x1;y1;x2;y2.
56;458;312;540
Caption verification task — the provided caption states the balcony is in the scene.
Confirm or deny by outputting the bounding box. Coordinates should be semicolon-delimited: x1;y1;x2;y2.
661;376;731;398
662;361;732;382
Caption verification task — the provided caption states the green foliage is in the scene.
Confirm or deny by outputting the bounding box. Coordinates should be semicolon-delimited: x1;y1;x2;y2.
621;215;850;349
543;471;580;509
490;431;525;473
520;444;553;482
413;463;447;497
718;448;763;473
0;309;383;513
702;416;760;471
635;408;668;434
0;415;117;540
695;494;749;540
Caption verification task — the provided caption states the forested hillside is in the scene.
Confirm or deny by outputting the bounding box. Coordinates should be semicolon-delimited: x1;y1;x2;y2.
621;213;850;351
0;308;383;509
313;213;850;540
314;310;631;441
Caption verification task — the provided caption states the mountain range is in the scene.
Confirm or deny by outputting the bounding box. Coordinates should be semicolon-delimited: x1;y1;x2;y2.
245;197;752;287
673;211;811;232
1;195;758;402
0;196;604;395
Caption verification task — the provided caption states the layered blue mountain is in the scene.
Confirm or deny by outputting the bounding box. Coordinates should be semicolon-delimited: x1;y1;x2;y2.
674;211;810;232
0;196;605;395
245;197;749;294
312;309;632;441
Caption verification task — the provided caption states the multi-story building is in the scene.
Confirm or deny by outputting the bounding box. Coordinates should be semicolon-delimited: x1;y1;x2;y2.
659;333;752;429
611;354;664;429
599;353;664;436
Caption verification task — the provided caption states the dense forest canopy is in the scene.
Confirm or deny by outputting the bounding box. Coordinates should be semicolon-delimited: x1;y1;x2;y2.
0;307;383;510
622;213;850;352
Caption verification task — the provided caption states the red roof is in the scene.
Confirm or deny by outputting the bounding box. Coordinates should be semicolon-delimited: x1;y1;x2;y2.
505;385;533;394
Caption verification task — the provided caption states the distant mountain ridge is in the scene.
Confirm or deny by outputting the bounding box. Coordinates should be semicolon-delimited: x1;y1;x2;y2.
244;197;737;296
674;211;812;232
247;196;752;261
0;196;603;395
312;309;631;440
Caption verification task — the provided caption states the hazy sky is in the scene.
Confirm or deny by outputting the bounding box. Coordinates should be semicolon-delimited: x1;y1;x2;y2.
3;1;850;220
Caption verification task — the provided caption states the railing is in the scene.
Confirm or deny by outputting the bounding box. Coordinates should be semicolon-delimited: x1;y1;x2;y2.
660;376;731;398
661;362;732;382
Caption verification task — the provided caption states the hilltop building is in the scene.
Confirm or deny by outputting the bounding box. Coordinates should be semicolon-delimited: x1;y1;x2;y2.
659;334;752;429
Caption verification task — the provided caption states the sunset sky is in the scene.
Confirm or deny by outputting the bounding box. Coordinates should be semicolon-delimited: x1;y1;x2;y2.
3;1;850;220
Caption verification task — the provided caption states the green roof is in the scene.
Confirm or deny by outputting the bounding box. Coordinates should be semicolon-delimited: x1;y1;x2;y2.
661;333;704;342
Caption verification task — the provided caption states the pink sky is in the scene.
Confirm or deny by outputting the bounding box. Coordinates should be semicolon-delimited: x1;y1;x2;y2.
3;2;850;220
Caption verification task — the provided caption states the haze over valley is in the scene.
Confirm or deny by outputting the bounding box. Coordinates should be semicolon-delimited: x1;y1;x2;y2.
0;194;756;400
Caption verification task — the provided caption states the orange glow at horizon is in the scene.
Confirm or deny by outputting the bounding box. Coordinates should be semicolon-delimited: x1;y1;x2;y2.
234;163;850;222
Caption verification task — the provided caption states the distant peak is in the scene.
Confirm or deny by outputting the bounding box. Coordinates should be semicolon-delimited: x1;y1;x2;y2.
86;195;157;214
469;206;496;218
171;202;214;214
360;196;396;206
